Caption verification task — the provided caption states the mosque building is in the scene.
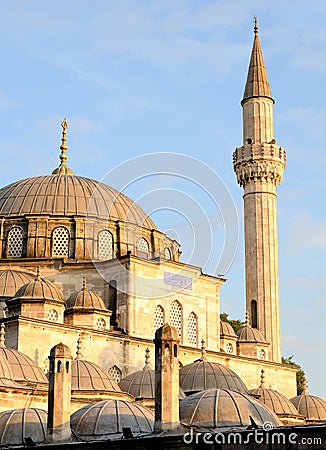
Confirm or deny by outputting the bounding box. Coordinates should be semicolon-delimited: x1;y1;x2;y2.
0;21;325;448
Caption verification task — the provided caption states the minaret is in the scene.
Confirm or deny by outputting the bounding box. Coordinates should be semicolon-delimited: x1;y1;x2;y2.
233;19;286;363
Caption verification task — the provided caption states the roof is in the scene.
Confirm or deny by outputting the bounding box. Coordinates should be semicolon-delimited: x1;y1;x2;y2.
180;388;280;429
71;358;121;392
66;278;107;311
0;347;47;384
242;20;273;105
0;174;156;229
0;270;35;298
220;320;237;338
290;393;326;422
0;408;47;447
13;276;64;304
70;400;154;441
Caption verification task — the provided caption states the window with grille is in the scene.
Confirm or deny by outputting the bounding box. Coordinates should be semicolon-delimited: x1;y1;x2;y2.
187;312;197;345
52;227;70;257
108;365;122;383
137;237;149;252
96;317;106;330
98;230;114;260
154;305;165;330
226;343;233;354
48;309;58;322
258;349;266;360
164;247;171;260
170;301;182;339
7;227;24;258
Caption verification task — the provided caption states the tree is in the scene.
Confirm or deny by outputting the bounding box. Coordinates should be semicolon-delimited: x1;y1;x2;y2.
220;312;244;333
282;355;306;395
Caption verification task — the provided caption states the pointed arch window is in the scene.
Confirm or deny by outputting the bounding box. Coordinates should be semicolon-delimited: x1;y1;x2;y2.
170;300;182;340
187;312;197;345
108;365;122;383
137;237;149;252
7;226;24;257
98;230;114;260
154;305;165;331
52;226;70;257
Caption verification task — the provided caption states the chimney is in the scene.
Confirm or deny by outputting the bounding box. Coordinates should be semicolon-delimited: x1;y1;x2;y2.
154;323;180;432
47;342;72;443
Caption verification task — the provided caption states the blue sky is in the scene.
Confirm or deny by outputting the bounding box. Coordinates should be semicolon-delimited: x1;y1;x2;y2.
0;1;325;398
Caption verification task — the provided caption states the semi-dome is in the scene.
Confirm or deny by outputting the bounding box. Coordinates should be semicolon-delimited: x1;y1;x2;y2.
71;400;154;441
0;270;35;298
180;388;280;429
66;278;107;311
290;380;326;423
249;370;303;423
179;342;249;395
0;408;47;447
0;175;156;229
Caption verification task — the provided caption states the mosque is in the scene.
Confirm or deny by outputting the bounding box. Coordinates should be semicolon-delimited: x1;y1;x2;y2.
0;21;325;448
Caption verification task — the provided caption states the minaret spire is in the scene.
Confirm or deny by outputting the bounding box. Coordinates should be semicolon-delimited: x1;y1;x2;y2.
233;22;286;363
52;118;74;175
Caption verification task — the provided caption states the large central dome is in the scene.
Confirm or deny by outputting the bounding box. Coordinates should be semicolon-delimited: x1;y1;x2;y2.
0;175;156;229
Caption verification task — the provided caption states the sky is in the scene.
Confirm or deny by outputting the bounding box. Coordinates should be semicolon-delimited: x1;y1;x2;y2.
0;1;325;398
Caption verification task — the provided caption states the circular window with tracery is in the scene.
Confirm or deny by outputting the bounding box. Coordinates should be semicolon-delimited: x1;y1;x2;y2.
96;318;106;330
226;343;233;354
48;309;58;322
258;349;266;360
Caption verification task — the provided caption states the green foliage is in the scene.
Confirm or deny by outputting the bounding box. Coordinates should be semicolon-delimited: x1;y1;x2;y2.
220;312;244;333
282;355;306;395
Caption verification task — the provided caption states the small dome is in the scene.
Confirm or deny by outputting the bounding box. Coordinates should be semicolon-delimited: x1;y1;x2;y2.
180;342;249;395
180;388;280;429
290;381;326;422
0;270;35;298
66;278;106;310
71;400;154;441
71;358;121;392
220;320;237;337
14;274;64;303
236;313;267;343
0;347;47;384
250;370;301;419
0;352;13;380
119;348;185;400
0;408;47;447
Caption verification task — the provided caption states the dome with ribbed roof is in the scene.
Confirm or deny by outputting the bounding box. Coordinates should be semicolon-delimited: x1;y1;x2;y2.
71;358;121;392
179;341;249;395
220;320;237;337
13;274;64;304
71;400;154;441
0;352;13;381
0;175;156;229
0;270;35;298
236;312;267;343
290;380;326;423
0;348;47;385
180;388;280;429
66;278;106;311
249;370;303;423
0;408;47;447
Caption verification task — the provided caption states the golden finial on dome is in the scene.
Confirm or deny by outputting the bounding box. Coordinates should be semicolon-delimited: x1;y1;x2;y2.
52;117;74;176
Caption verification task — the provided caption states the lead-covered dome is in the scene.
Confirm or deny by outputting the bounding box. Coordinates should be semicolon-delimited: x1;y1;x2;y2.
71;358;121;392
0;347;47;385
0;270;35;298
180;388;280;429
0;175;156;229
71;400;154;441
13;273;64;304
179;342;249;395
290;380;326;423
0;408;47;447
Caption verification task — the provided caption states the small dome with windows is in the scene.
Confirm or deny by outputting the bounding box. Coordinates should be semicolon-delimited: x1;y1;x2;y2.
179;340;249;395
12;269;64;304
71;400;154;441
66;277;106;311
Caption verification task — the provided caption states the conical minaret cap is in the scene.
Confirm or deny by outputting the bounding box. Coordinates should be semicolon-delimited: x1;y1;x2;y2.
241;17;274;105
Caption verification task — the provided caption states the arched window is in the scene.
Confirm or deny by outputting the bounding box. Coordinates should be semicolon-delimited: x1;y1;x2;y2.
251;300;258;328
48;309;58;322
137;237;149;252
226;343;233;354
96;317;106;330
154;305;165;331
187;312;197;345
98;230;114;260
108;280;117;327
7;227;24;257
170;300;182;339
258;349;266;360
164;247;171;260
52;226;69;257
108;365;122;383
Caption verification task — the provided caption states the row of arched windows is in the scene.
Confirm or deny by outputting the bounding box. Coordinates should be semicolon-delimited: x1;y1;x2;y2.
154;302;198;345
6;226;171;260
